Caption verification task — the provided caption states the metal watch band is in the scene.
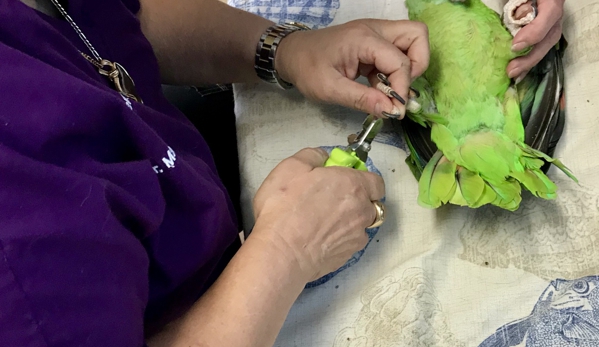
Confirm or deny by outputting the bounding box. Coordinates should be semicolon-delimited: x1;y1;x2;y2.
254;21;311;89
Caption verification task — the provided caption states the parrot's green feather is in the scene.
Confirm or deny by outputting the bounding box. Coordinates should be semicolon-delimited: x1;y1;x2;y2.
402;0;577;211
474;183;498;208
417;151;441;208
510;169;557;199
446;167;497;208
520;145;578;183
454;167;486;206
418;151;459;208
502;87;525;143
405;77;447;127
520;156;544;170
488;179;522;211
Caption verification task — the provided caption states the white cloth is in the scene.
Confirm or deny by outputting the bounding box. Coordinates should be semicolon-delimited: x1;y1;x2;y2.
503;0;536;36
231;0;599;346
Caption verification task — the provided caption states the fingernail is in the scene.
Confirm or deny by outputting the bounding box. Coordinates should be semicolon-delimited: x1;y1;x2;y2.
508;67;522;79
374;103;383;116
512;42;528;52
382;105;403;119
389;91;406;105
515;71;528;84
315;147;329;157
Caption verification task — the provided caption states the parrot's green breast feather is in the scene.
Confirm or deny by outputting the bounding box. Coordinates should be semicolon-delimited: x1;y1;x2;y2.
408;0;515;137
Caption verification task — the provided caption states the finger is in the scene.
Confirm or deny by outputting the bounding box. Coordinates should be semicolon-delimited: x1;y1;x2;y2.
383;53;412;119
514;3;534;20
321;167;385;202
358;63;375;80
512;0;563;50
253;148;329;213
391;22;430;79
355;38;414;118
355;170;386;202
366;20;431;79
366;71;404;119
507;21;562;78
290;147;329;169
262;147;328;187
324;74;398;118
358;232;369;249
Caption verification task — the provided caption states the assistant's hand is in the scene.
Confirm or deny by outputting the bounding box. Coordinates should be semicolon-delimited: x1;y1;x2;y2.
274;20;430;119
508;0;565;80
251;148;385;282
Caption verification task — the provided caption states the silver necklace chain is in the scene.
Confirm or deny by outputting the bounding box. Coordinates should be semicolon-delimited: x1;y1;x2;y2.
48;0;102;62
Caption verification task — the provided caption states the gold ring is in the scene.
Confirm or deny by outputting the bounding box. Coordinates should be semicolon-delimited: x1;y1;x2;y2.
367;200;386;229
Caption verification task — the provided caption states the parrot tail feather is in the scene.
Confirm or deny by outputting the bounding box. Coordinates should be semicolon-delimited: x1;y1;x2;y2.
417;151;522;210
416;141;577;210
504;143;578;201
510;168;557;200
519;144;579;184
418;151;457;209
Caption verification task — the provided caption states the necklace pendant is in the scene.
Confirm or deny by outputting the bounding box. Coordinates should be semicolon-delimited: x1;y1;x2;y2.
96;58;143;104
51;0;144;104
112;62;143;104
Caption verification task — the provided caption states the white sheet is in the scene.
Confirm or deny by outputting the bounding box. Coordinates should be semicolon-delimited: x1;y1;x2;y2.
230;0;599;345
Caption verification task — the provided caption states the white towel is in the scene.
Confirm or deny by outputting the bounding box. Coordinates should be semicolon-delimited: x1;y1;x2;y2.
503;0;536;36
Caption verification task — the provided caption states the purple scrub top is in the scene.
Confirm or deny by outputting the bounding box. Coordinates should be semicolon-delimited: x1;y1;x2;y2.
0;0;241;345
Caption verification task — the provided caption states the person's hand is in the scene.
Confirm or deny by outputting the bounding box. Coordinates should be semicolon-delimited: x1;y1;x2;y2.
508;0;565;80
251;148;385;282
274;20;430;119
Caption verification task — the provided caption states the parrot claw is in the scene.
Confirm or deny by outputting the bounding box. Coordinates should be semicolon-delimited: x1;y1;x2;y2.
407;88;422;113
409;87;420;98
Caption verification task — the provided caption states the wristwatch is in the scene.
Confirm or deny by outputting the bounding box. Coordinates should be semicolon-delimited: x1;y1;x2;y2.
254;21;312;89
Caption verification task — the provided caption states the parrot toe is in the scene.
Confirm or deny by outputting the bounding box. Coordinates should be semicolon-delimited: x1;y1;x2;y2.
513;2;534;20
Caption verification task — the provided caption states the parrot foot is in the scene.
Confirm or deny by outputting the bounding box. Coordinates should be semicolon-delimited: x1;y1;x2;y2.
503;0;537;37
406;88;422;114
514;1;534;20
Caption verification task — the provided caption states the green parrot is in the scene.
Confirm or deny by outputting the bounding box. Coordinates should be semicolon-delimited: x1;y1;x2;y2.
399;0;577;211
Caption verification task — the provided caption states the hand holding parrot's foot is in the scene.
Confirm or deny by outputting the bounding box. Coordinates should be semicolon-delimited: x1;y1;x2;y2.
375;73;406;119
505;0;565;80
513;2;535;20
503;0;537;37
